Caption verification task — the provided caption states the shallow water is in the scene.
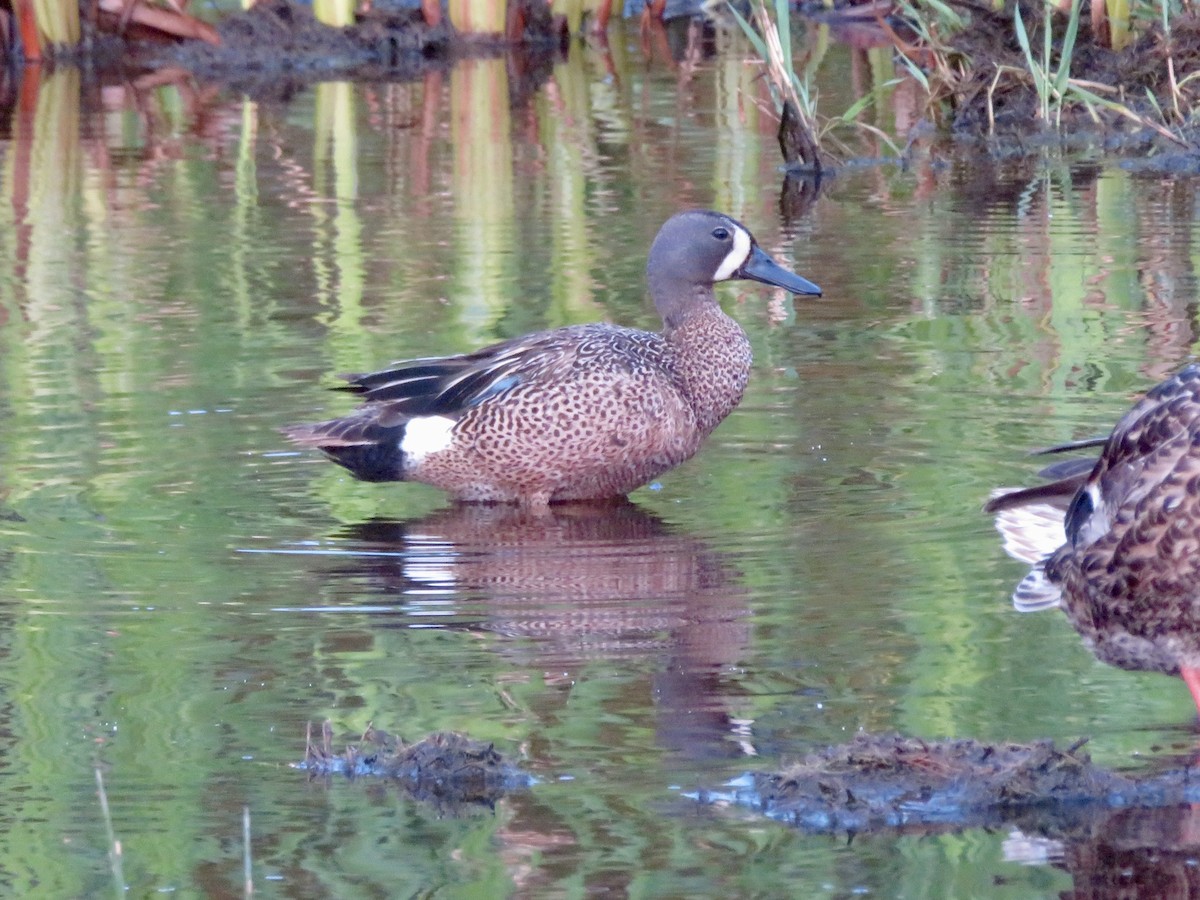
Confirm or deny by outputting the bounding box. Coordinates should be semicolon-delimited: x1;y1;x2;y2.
1;24;1199;897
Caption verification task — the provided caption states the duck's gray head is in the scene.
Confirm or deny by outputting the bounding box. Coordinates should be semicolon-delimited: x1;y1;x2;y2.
646;209;821;326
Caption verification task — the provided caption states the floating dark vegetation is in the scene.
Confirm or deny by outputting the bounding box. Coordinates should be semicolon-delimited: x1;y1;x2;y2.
699;732;1200;835
296;721;532;814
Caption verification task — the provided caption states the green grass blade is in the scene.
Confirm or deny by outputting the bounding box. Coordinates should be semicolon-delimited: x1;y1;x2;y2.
895;52;930;93
727;2;771;61
1013;3;1050;118
917;0;965;28
1054;0;1083;99
1013;5;1036;78
774;0;791;76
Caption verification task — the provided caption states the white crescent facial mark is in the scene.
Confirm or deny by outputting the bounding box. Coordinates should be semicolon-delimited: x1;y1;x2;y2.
401;415;456;463
712;225;752;282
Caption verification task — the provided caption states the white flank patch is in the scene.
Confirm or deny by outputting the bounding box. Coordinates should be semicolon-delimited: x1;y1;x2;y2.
712;225;752;281
401;416;456;463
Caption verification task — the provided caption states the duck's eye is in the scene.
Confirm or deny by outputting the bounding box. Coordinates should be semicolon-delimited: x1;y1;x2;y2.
711;226;730;241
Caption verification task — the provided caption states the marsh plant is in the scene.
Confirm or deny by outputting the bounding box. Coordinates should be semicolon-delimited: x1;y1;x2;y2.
1012;0;1084;126
736;0;1198;157
728;0;910;171
728;0;823;171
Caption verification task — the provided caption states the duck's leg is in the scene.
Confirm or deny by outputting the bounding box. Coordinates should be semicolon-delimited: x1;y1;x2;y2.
1181;667;1200;718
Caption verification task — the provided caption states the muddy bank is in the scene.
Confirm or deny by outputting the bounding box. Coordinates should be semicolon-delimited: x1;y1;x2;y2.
946;4;1200;130
699;732;1200;834
24;0;1198;159
938;3;1200;166
73;0;562;98
296;721;532;812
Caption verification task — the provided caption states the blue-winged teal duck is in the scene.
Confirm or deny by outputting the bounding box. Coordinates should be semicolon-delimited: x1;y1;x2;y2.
284;209;822;508
986;365;1200;714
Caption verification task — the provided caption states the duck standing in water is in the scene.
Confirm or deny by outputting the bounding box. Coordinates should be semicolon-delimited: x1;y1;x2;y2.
986;365;1200;714
284;209;822;508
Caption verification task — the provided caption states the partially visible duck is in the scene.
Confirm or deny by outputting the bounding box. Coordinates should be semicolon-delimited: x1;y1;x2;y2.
284;210;822;509
986;364;1200;714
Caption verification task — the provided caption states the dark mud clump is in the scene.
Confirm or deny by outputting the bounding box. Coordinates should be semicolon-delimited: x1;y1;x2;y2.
296;721;532;812
702;732;1200;834
739;733;1125;832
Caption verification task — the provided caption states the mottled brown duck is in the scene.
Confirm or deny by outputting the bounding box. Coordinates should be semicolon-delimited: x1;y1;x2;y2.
986;365;1200;714
284;209;822;508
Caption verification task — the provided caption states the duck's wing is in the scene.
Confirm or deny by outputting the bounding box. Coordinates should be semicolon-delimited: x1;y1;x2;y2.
280;329;593;474
284;324;649;454
986;482;1070;610
1062;365;1200;546
982;464;1092;516
1030;436;1109;456
337;327;600;417
983;431;1106;612
983;443;1104;517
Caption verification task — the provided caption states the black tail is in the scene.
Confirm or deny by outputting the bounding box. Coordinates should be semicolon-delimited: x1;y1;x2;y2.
282;419;409;483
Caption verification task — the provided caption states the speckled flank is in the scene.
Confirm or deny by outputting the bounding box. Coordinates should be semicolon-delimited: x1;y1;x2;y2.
409;315;751;503
283;209;820;507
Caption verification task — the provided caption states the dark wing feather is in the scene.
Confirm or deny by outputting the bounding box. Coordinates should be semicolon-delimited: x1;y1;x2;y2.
1030;436;1109;456
282;406;397;448
987;368;1200;521
982;470;1090;515
1051;365;1200;546
336;362;461;398
332;327;600;418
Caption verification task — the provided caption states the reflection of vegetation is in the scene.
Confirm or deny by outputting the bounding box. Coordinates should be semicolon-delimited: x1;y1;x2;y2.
30;0;79;49
448;0;508;36
313;0;355;27
450;58;516;342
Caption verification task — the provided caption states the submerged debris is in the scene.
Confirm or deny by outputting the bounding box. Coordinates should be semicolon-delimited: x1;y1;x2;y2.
296;721;532;811
701;732;1200;834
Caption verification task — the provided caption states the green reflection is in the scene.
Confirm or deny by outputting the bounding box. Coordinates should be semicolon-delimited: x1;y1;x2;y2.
0;47;1196;900
451;57;516;343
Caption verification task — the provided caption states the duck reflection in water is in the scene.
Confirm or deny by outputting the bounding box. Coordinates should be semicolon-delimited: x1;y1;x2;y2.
987;365;1200;718
306;500;752;762
1005;801;1200;897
